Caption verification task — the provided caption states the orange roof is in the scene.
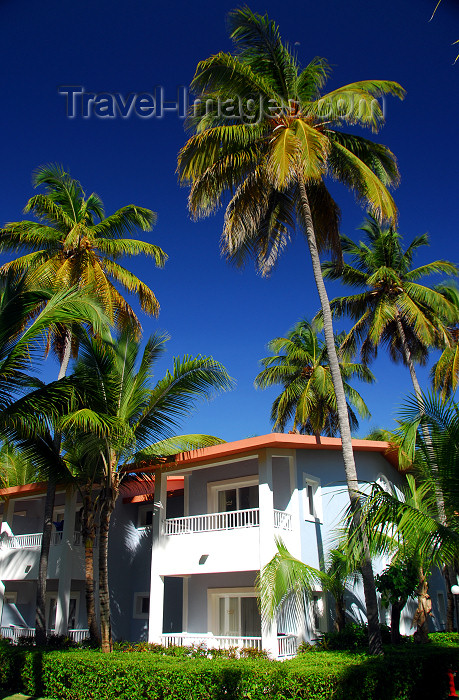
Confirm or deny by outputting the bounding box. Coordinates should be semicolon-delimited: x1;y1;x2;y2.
131;433;400;473
0;434;400;500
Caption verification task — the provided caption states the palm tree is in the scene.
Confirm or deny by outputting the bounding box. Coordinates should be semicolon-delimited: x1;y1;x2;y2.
323;216;457;406
323;216;457;539
63;329;233;652
346;474;459;643
259;539;356;636
255;319;374;437
0;164;166;643
177;7;405;653
431;284;459;400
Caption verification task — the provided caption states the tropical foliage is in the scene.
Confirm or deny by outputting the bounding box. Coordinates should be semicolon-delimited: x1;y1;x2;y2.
255;319;374;436
178;6;405;654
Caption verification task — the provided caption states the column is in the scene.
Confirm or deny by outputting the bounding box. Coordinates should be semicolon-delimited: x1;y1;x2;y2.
258;449;278;659
55;487;77;635
0;498;16;627
148;468;167;643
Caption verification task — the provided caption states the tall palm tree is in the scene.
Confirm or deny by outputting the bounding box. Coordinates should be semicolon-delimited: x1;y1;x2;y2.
63;330;233;652
255;319;374;437
177;7;405;653
0;164;166;643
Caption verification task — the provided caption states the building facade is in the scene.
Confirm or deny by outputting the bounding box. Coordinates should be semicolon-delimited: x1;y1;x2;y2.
0;434;448;657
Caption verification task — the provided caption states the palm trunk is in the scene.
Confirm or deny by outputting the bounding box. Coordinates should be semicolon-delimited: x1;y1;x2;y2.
98;485;116;653
82;484;100;645
334;595;346;632
413;570;431;643
390;599;405;644
296;174;382;655
35;330;72;645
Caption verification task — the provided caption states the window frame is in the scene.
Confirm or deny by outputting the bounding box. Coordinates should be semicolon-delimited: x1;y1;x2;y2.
133;592;150;619
303;473;322;523
207;587;260;637
207;476;258;514
137;503;155;528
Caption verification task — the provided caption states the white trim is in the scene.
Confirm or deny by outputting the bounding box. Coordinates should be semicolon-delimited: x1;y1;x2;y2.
303;473;323;523
207;475;258;513
133;592;150;619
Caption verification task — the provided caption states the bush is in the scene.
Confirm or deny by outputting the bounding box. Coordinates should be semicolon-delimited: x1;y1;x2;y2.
312;622;392;650
0;636;457;700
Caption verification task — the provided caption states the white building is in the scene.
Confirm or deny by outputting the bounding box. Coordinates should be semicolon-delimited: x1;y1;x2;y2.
0;434;448;657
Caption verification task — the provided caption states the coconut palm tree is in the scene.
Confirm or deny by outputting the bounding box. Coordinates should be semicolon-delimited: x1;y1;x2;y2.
177;7;405;653
259;539;356;636
62;329;233;651
0;164;166;643
346;474;459;643
255;319;374;437
323;216;457;405
431;284;459;400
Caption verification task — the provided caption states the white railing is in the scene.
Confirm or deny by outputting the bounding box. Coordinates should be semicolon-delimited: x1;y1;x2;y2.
163;508;260;535
161;633;262;651
0;531;86;549
277;634;298;658
274;510;292;531
0;626;35;643
68;628;90;643
0;626;89;644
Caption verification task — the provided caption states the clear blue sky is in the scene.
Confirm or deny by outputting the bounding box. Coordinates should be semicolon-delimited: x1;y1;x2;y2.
0;0;458;442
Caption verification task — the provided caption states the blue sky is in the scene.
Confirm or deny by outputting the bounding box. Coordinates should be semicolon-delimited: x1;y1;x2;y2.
0;0;458;442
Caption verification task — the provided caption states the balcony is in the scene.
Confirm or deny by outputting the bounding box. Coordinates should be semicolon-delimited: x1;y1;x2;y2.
162;508;292;536
0;626;89;644
0;531;93;549
160;633;298;658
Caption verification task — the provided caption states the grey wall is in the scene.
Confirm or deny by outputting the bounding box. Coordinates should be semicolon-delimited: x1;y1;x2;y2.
188;459;259;515
187;571;257;634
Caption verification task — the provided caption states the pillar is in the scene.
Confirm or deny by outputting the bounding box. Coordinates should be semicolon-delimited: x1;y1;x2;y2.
0;497;16;627
55;486;77;635
258;449;278;659
148;468;167;643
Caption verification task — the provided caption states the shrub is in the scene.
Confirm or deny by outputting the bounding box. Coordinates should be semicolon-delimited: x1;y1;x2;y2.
0;636;457;700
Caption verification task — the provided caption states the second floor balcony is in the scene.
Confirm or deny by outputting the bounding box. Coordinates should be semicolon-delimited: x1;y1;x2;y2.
162;508;293;535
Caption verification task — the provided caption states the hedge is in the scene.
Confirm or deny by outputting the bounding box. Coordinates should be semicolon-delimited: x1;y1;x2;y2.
0;634;458;700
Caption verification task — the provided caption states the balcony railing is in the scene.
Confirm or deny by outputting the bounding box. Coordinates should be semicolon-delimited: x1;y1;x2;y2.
277;634;298;658
161;633;263;651
163;508;260;535
163;508;293;536
273;510;292;530
0;626;89;644
0;531;85;549
161;633;297;658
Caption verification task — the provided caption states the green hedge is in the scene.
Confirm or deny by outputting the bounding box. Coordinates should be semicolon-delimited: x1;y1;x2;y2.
0;634;458;700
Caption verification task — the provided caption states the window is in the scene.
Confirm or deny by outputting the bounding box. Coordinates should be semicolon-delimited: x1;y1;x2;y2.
208;588;261;638
303;474;322;522
208;476;258;513
4;592;17;605
310;593;326;633
137;505;154;528
437;592;446;626
376;474;393;494
45;593;79;630
133;592;150;619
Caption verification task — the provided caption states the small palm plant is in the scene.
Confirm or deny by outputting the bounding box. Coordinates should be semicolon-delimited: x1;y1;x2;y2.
259;539;356;637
